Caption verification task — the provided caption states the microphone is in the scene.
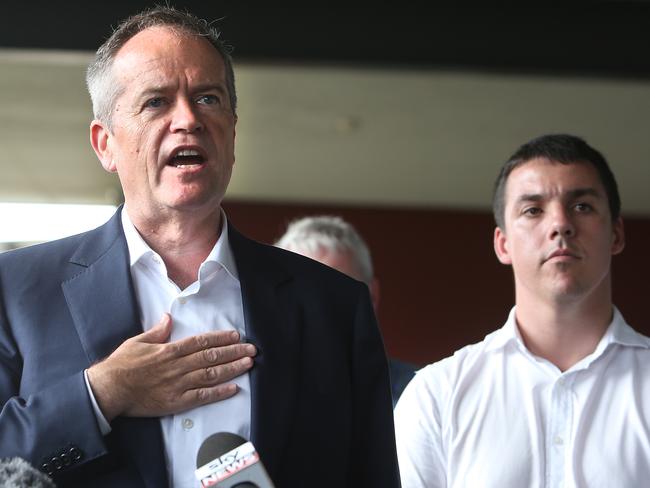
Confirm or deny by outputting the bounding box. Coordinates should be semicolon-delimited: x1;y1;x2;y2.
0;457;56;488
195;432;275;488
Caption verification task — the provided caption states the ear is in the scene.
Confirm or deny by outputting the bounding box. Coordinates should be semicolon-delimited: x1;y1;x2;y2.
611;216;625;256
494;226;512;265
90;119;117;173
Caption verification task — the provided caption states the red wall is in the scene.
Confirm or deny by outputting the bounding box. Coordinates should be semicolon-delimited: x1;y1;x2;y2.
223;199;650;367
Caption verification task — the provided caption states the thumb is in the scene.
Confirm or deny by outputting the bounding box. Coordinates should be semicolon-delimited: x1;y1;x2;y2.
140;313;172;343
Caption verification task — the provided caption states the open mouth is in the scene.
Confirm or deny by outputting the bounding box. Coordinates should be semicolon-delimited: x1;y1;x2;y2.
167;149;206;168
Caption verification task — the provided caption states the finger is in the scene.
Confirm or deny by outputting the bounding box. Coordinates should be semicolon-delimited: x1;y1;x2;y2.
179;383;240;410
171;329;242;357
138;313;172;344
186;343;256;371
183;356;254;389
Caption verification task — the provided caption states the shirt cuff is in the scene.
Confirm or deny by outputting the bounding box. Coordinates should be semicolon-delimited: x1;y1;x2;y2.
83;369;112;435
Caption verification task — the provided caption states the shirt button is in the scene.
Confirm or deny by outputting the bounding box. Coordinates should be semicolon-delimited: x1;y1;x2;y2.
553;435;564;446
182;418;194;430
152;256;161;264
558;377;565;386
178;297;187;305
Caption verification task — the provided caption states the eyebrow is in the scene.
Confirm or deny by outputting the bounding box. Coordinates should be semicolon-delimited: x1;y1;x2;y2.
137;83;228;99
515;187;602;205
191;83;228;95
566;188;602;200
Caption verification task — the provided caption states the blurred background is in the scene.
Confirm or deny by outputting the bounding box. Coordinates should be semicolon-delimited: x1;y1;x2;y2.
1;3;649;365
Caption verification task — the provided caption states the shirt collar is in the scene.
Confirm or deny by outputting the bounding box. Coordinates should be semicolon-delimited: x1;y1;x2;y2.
485;305;650;354
599;306;650;350
120;206;239;282
484;307;520;352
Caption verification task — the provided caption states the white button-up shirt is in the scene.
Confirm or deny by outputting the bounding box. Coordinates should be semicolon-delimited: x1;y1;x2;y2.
123;208;250;488
395;307;650;488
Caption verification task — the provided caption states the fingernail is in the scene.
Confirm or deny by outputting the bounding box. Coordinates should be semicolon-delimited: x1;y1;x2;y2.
230;330;239;341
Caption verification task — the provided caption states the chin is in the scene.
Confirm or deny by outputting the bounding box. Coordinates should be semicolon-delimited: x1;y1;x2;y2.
161;194;218;212
167;185;224;206
550;282;592;303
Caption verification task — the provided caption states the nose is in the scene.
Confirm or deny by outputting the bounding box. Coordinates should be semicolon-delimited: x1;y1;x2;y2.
170;98;203;133
549;206;575;239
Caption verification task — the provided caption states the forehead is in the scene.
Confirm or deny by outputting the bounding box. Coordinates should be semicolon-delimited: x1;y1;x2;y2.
309;248;364;282
504;158;605;205
111;26;226;86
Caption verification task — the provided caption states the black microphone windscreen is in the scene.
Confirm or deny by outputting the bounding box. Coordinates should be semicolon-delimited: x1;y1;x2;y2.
0;457;56;488
195;433;275;488
196;432;247;468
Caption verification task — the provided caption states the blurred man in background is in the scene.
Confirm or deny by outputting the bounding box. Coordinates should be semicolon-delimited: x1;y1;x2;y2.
276;215;417;406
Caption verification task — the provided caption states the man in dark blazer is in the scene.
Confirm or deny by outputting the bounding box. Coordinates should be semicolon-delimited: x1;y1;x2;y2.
0;6;399;488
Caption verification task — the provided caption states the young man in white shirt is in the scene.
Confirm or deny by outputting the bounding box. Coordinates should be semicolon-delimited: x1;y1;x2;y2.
395;134;650;488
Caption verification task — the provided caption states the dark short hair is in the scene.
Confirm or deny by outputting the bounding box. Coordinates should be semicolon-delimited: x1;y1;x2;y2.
86;5;237;127
492;134;621;229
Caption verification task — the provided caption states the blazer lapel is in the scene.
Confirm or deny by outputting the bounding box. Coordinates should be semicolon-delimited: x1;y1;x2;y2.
62;211;141;363
229;224;302;480
61;208;168;488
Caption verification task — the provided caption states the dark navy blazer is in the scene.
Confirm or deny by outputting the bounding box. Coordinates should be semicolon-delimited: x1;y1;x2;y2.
0;208;400;487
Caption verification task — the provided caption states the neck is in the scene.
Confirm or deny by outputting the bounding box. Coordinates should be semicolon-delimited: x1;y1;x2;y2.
126;205;222;289
514;287;613;372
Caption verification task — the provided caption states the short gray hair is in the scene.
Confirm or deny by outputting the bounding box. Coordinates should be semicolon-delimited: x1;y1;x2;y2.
86;5;237;128
275;215;374;284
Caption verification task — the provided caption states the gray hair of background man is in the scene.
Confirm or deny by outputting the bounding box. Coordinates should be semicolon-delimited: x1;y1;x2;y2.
86;5;237;129
275;216;374;285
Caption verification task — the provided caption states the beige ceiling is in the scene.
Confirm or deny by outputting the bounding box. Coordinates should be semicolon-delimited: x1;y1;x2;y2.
1;48;649;215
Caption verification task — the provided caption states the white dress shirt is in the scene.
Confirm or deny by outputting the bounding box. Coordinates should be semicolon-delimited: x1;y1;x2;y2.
86;208;250;488
395;307;650;488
